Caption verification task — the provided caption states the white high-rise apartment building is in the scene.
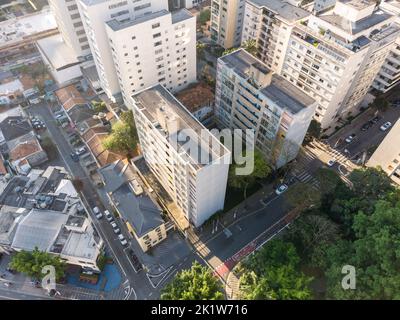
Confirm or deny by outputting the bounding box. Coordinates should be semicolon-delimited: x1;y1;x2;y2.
77;0;168;101
48;0;90;58
367;119;400;185
242;0;400;130
215;49;317;168
373;0;400;93
210;0;246;49
105;9;197;104
130;85;231;227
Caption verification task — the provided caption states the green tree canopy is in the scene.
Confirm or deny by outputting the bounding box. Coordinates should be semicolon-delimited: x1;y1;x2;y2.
102;110;138;156
199;9;211;25
239;240;313;300
228;150;271;200
286;182;321;209
348;167;394;199
371;95;389;113
10;248;66;281
161;261;224;300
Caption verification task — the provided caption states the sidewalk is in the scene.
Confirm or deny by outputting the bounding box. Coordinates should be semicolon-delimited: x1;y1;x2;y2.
187;182;275;246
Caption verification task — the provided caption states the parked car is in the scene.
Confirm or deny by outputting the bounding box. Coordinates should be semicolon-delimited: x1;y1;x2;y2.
118;234;128;246
371;116;381;124
327;159;336;167
105;210;113;222
345;134;356;143
361;122;372;131
75;147;87;156
70;152;79;162
380;121;392;131
275;184;288;195
127;249;142;271
93;207;103;219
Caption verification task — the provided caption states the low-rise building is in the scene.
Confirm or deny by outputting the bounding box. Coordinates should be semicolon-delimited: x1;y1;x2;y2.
0;166;104;270
367;119;400;185
99;160;167;252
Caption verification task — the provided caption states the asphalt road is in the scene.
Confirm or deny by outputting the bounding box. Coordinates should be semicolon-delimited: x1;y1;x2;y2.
26;101;159;300
327;106;400;160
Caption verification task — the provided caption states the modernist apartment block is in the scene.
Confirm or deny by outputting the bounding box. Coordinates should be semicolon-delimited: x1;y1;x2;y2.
373;0;400;93
48;0;91;58
129;85;231;227
105;9;197;104
215;49;317;169
77;0;169;101
367;119;400;185
210;0;246;49
242;0;400;129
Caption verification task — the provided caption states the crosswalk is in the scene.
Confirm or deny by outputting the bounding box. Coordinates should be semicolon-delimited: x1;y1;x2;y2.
295;171;320;190
310;140;349;164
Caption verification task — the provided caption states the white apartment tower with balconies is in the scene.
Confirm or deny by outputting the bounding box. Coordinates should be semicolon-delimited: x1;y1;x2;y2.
130;85;231;227
210;0;246;49
48;0;90;58
77;0;169;101
105;9;197;104
215;49;317;168
242;0;400;130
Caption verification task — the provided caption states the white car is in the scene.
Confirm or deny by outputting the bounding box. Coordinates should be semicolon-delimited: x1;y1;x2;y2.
118;234;128;246
275;184;288;195
327;159;336;167
110;221;117;229
93;207;103;219
113;228;120;234
345;134;356;143
105;210;113;222
380;122;392;131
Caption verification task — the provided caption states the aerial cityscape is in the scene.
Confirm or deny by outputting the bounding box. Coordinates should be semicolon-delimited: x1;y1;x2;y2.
0;0;399;304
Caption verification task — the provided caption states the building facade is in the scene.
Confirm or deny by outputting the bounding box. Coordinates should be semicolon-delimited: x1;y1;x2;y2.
242;0;400;130
77;0;169;101
48;0;91;59
215;49;316;168
210;0;246;49
105;9;197;104
373;0;400;93
367;119;400;185
130;85;231;227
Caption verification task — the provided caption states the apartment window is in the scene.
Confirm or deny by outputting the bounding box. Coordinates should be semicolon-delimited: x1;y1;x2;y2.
152;22;160;29
154;41;162;47
153;32;161;39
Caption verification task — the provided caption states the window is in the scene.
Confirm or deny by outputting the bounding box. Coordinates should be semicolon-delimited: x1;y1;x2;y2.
152;22;160;29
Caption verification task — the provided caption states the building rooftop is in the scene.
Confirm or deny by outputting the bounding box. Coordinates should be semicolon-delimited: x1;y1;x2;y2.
0;116;32;142
220;49;315;114
37;34;80;70
132;85;229;168
99;160;164;238
0;8;56;48
60;224;100;260
9;138;41;162
249;0;310;22
12;209;69;252
55;85;86;111
175;82;214;113
107;10;169;31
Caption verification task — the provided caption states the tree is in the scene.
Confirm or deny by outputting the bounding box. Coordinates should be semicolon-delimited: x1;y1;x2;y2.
199;9;211;26
10;248;66;281
196;42;206;60
241;39;258;56
161;261;224;300
222;47;239;56
72;178;84;192
102;110;138;156
348;167;394;199
371;95;389;113
91;100;107;113
239;240;313;300
228;150;271;201
286;182;321;209
285;213;340;261
316;196;400;299
315;168;342;196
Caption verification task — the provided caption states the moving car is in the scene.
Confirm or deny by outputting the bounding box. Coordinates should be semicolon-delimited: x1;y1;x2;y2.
127;249;142;271
380;121;392;131
327;159;336;167
345;134;356;143
275;184;288;195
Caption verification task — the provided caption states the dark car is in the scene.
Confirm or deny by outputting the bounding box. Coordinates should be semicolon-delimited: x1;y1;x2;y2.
127;249;142;271
361;122;372;131
371;116;381;124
